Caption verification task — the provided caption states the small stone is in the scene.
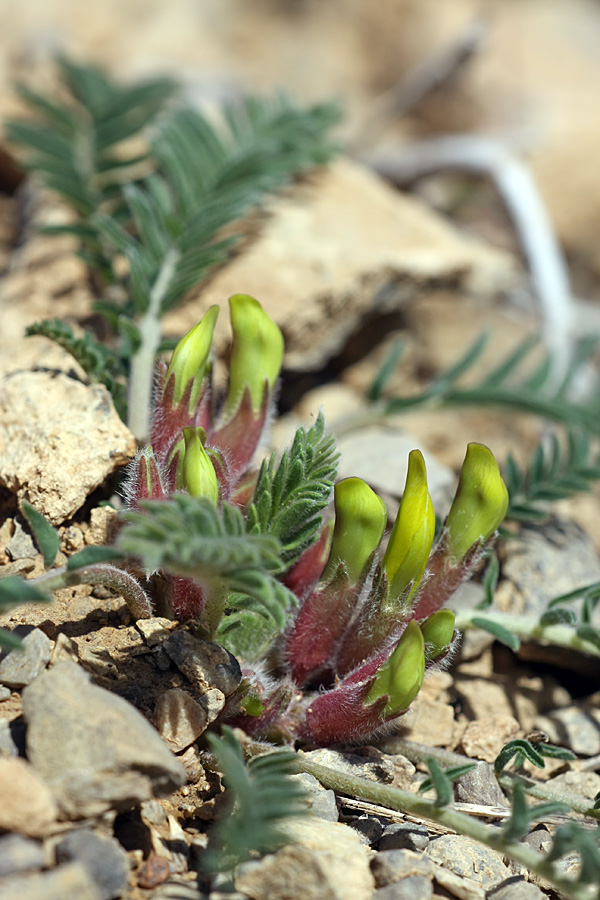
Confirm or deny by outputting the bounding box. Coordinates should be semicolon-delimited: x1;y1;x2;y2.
430;863;485;900
0;757;57;837
377;824;429;853
55;829;130;900
0;685;11;701
536;706;600;756
459;715;520;763
149;877;202;899
141;799;168;826
0;833;44;878
547;770;600;800
373;877;433;900
454;763;508;808
235;817;374;900
154;689;209;752
0;718;18;757
60;525;85;554
398;695;456;748
0;627;52;688
6;520;37;560
137;854;172;889
302;747;396;784
49;632;79;666
426;835;512;887
85;507;120;547
347;815;383;845
163;633;242;696
289;772;338;822
488;876;549;900
22;660;186;818
372;849;432;887
136;617;178;647
0;863;103;900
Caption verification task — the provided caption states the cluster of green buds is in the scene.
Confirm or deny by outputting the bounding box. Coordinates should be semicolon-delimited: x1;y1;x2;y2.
125;294;283;617
125;295;509;746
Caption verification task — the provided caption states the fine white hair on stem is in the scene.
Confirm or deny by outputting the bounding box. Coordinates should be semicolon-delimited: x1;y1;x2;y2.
367;136;574;385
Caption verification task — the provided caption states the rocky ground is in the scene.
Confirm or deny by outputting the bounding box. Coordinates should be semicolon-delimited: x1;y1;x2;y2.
1;3;600;899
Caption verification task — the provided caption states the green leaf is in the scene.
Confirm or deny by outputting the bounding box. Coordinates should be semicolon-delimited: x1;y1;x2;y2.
246;412;338;568
494;739;545;774
575;624;600;650
367;339;405;403
539;607;577;626
119;495;296;630
203;727;307;872
476;551;499;610
0;576;51;610
419;761;476;800
67;546;124;570
21;502;59;567
502;783;533;842
471;617;520;652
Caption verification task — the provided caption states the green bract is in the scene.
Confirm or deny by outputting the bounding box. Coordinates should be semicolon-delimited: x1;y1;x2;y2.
419;609;456;661
166;305;219;411
178;427;219;504
223;294;284;418
383;449;435;600
445;443;509;563
323;477;387;583
366;619;425;715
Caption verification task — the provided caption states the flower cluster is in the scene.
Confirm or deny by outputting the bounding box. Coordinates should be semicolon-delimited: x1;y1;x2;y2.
125;297;508;746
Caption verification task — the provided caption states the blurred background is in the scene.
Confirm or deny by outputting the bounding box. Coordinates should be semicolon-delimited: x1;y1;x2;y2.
1;0;599;292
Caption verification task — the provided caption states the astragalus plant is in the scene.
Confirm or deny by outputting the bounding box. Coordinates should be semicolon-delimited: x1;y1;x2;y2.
119;294;509;746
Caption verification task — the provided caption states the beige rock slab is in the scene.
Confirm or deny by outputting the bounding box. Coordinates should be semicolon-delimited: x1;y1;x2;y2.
235;816;374;900
154;688;209;752
163;157;514;371
0;757;57;838
459;714;520;764
0;370;136;524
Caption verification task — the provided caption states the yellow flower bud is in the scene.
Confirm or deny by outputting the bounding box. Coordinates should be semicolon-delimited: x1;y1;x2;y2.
383;450;435;600
177;427;219;504
166;306;219;412
365;620;425;715
445;443;508;563
223;294;284;418
323;477;387;583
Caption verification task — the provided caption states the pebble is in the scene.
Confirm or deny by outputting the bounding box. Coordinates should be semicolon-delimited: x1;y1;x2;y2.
289;772;338;822
301;747;396;785
454;763;508;808
547;769;600;800
426;835;512;887
235;817;374;900
136;618;177;647
536;706;600;756
0;834;44;878
0;862;102;900
148;877;203;899
0;757;57;837
22;660;186;818
5;521;37;560
0;718;18;757
346;815;383;845
488;877;549;899
372;877;432;900
430;863;485;900
377;824;429;853
0;685;11;700
55;828;130;900
371;849;432;887
137;854;172;889
0;627;51;688
162;633;241;697
154;689;209;752
459;715;520;764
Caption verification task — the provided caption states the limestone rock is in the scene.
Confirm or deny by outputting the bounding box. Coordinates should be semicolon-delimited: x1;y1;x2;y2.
0;370;135;524
0;862;102;900
154;688;209;752
55;829;130;900
235;816;374;900
0;627;51;688
0;833;45;878
426;835;512;887
459;715;520;764
163;158;514;372
22;660;186;818
0;757;57;837
288;772;338;822
371;848;432;887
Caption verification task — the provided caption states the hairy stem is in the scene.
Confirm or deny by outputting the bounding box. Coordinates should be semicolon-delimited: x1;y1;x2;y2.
127;247;180;442
382;739;600;821
32;563;152;620
454;609;600;658
241;739;593;900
